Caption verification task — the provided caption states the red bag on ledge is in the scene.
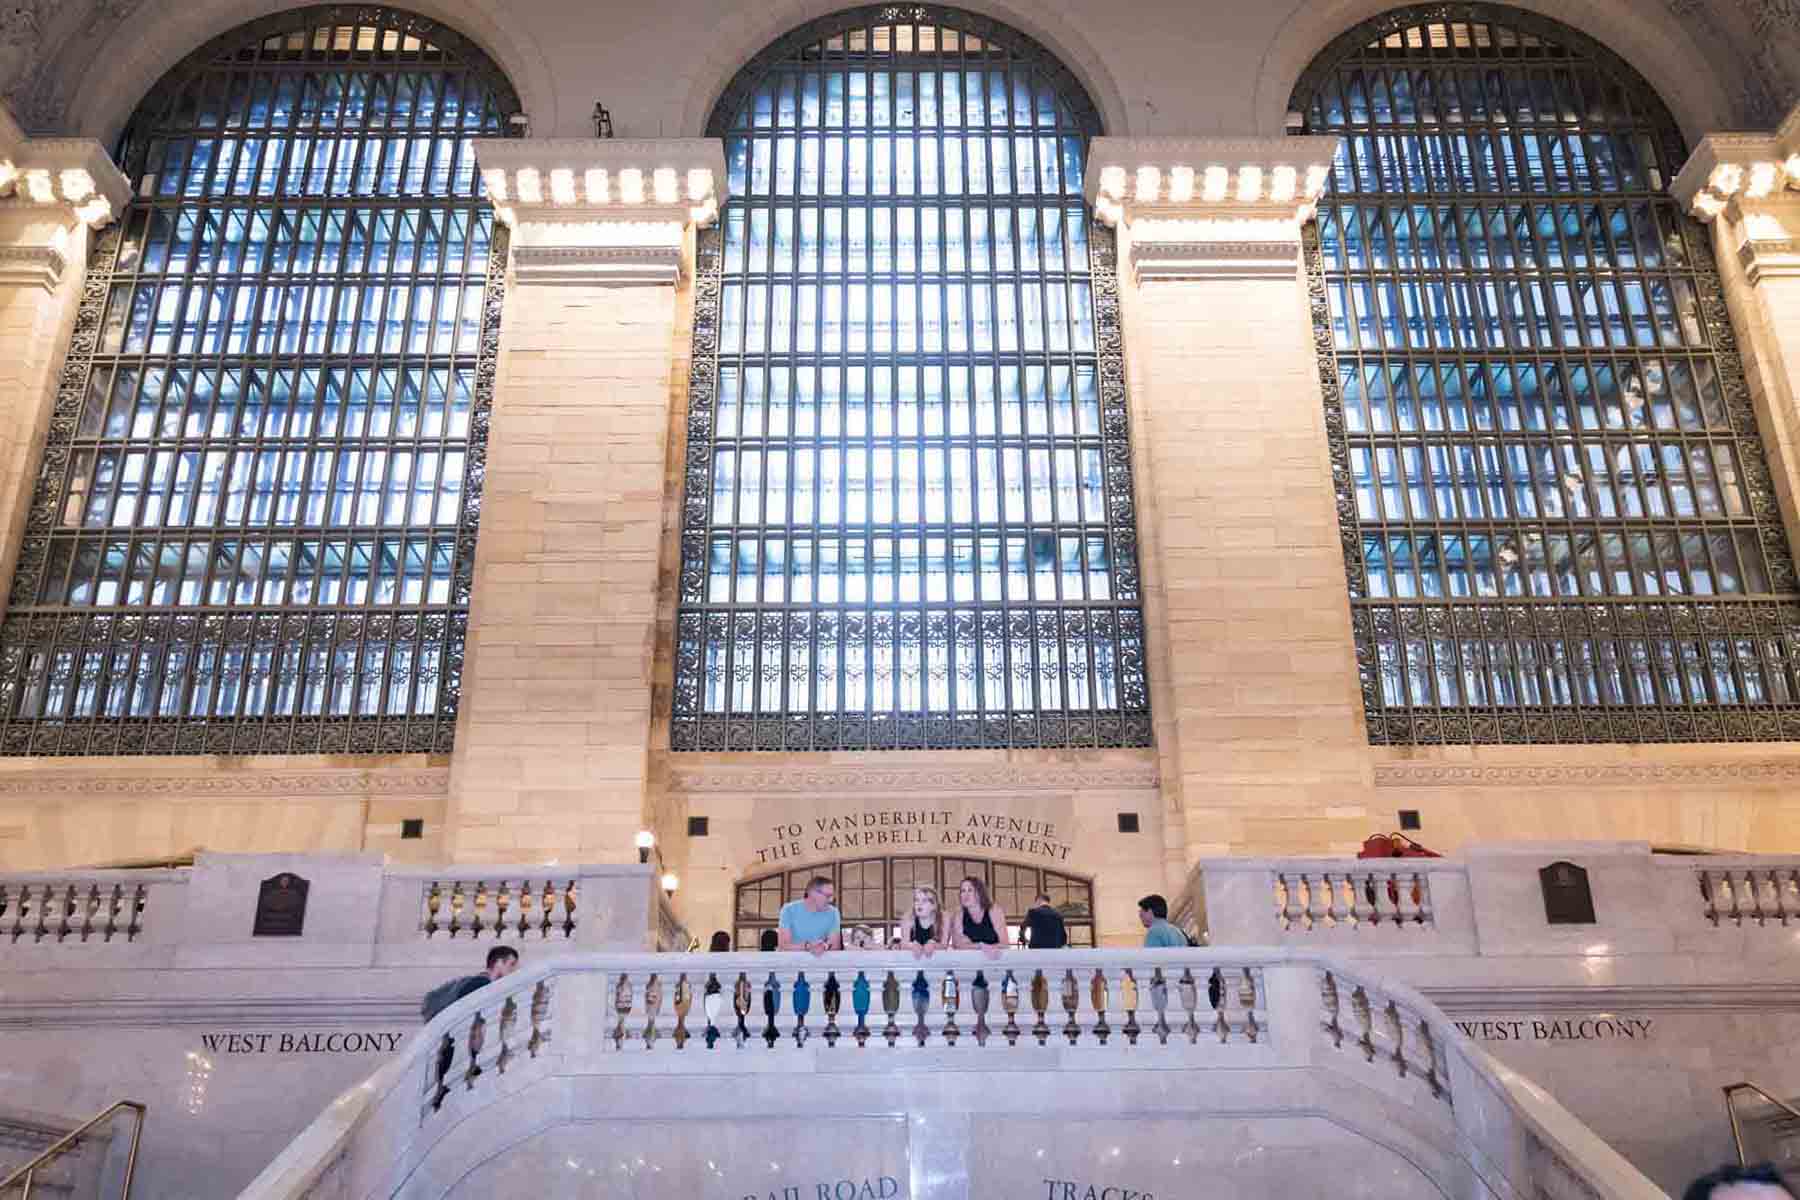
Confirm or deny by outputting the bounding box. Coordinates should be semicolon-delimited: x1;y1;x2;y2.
1357;832;1442;859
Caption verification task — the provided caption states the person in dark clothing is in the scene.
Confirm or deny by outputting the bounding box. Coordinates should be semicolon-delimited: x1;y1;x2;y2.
708;930;732;951
421;945;519;1021
950;875;1006;958
1682;1165;1796;1200
758;928;779;952
1021;893;1067;949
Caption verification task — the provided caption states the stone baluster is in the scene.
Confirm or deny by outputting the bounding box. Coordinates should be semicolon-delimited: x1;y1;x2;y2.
495;880;515;935
852;971;872;1047
1060;969;1081;1045
612;973;634;1050
1371;872;1401;926
1381;994;1407;1077
1320;971;1343;1049
642;973;663;1048
1347;872;1376;927
1741;870;1769;926
970;970;990;1046
822;972;842;1047
1274;873;1298;931
673;974;693;1049
1178;968;1200;1043
1414;1009;1446;1101
559;880;578;938
1149;968;1171;1045
702;973;724;1049
1210;968;1230;1043
1776;869;1800;923
940;971;961;1046
792;971;812;1047
1393;873;1422;925
0;882;16;940
528;981;551;1057
1237;968;1264;1043
1306;873;1331;931
1351;984;1375;1063
423;881;443;936
909;970;931;1045
1029;968;1051;1045
732;972;752;1048
494;994;517;1074
1000;969;1021;1046
52;882;76;941
474;881;494;937
762;971;783;1049
462;1010;487;1091
447;881;466;937
1120;969;1141;1046
881;971;901;1047
1089;968;1112;1045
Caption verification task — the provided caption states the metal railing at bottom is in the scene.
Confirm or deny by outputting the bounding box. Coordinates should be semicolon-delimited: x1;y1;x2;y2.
1723;1082;1800;1177
0;1100;145;1199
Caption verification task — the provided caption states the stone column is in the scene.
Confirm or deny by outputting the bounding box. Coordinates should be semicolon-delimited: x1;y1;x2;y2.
446;139;724;863
1673;103;1800;552
1086;137;1369;860
0;106;129;623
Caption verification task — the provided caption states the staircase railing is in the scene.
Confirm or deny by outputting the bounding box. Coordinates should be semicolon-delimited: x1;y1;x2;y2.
0;1100;145;1199
1723;1082;1800;1167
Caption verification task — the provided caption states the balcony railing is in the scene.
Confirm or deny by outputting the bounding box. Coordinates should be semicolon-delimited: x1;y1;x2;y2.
240;947;1668;1200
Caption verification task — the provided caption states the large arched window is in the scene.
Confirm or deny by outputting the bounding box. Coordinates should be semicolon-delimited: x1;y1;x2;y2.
0;7;517;755
1295;5;1800;744
673;5;1150;752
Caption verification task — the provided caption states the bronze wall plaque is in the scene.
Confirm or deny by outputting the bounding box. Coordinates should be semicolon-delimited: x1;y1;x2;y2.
253;873;310;937
1539;861;1596;925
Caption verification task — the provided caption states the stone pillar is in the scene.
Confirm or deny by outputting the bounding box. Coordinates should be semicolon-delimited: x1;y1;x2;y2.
1086;137;1367;860
0;106;129;624
1673;103;1800;553
446;139;725;863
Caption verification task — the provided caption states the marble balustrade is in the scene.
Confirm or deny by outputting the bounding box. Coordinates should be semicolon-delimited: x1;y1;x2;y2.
239;947;1664;1200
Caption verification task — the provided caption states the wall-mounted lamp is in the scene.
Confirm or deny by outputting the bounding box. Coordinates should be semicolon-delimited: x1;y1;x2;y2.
593;103;614;139
506;112;530;139
635;829;655;864
660;872;680;897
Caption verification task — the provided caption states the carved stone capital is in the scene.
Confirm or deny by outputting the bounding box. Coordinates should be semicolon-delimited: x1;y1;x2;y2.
0;102;130;233
471;137;727;286
1672;100;1800;217
1083;135;1339;283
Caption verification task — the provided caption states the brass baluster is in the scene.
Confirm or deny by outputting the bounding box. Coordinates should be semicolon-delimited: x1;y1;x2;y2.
1000;970;1020;1046
1120;969;1140;1046
673;975;693;1049
881;971;901;1047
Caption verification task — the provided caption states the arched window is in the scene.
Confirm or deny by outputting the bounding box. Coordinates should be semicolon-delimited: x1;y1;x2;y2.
673;5;1150;752
1295;5;1800;744
0;7;517;755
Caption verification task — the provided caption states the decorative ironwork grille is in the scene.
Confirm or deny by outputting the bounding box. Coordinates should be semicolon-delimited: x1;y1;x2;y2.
1294;4;1800;744
732;854;1095;949
0;7;518;756
673;5;1151;752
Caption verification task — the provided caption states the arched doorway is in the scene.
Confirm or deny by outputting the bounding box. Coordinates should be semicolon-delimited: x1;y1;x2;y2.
734;854;1094;948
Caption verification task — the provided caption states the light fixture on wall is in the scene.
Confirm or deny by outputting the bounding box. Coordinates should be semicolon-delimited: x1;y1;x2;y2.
506;112;530;139
593;103;614;139
636;830;655;864
660;872;680;897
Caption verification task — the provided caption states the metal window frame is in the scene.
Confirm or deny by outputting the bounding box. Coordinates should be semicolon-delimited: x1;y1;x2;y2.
0;6;518;756
672;3;1151;753
1294;2;1800;745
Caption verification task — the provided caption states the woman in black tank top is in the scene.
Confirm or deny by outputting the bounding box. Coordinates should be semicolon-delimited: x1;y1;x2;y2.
907;887;945;958
952;876;1007;958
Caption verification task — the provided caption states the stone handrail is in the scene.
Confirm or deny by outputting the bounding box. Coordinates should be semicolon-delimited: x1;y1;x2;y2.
238;947;1668;1200
0;870;181;945
1690;858;1800;927
1194;855;1476;951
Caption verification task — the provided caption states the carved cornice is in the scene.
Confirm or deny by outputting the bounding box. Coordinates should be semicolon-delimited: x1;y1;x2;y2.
509;243;683;286
1085;135;1338;283
1671;100;1800;220
0;105;129;229
0;767;450;798
1373;760;1800;788
667;761;1162;795
0;242;63;289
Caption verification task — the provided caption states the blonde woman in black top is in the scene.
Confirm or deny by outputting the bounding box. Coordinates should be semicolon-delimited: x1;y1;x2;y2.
906;887;947;958
951;876;1006;959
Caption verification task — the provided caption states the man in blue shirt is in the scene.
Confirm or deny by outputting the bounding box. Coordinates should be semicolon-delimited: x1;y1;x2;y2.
1138;894;1188;947
778;876;843;955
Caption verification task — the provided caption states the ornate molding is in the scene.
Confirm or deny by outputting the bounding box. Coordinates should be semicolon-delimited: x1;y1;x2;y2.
0;105;128;229
0;766;450;798
0;242;63;289
1373;760;1800;788
667;760;1162;794
1084;135;1338;283
509;242;684;287
1672;101;1800;220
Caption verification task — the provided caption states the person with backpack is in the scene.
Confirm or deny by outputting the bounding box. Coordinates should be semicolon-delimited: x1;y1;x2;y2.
1021;893;1068;949
421;946;520;1021
1137;895;1188;947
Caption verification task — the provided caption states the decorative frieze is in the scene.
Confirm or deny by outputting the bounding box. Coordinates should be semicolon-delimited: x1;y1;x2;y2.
666;760;1162;795
0;766;449;797
1372;759;1800;788
1083;136;1339;282
470;138;726;285
1672;101;1800;283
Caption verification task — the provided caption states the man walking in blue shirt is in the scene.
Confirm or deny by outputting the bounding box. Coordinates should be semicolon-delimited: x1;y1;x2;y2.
778;876;843;955
1138;894;1188;947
